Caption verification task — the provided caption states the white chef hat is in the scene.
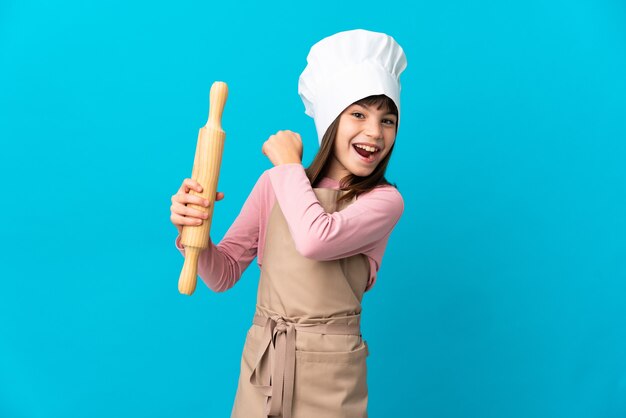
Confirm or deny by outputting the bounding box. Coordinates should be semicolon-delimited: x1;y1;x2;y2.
298;29;408;145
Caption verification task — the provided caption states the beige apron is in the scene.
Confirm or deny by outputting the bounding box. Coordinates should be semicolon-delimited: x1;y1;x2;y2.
230;187;371;418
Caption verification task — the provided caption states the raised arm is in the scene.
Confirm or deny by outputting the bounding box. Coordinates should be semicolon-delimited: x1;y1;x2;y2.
267;163;404;260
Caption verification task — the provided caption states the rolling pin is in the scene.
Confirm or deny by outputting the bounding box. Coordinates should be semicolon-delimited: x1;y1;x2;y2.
178;81;228;295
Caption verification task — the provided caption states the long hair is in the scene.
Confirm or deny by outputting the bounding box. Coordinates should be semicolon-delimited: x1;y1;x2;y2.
304;94;399;204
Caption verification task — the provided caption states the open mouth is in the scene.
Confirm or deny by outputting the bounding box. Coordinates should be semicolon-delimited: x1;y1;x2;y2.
352;144;380;163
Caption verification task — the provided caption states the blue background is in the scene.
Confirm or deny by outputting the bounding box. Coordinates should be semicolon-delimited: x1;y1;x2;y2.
1;0;625;417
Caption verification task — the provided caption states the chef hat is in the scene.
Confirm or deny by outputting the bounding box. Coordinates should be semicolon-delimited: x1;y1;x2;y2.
298;29;408;145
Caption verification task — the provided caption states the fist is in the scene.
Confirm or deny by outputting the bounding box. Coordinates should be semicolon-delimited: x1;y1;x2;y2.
261;130;303;166
170;178;225;236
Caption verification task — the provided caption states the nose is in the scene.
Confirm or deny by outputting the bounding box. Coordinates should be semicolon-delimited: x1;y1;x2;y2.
364;118;383;140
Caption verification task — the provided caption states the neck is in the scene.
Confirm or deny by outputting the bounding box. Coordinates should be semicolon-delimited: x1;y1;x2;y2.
315;175;341;189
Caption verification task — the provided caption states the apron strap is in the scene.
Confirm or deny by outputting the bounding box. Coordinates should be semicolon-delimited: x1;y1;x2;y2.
248;314;361;418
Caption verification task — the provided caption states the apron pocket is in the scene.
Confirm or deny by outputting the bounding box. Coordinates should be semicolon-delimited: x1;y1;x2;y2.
295;339;369;363
293;341;369;417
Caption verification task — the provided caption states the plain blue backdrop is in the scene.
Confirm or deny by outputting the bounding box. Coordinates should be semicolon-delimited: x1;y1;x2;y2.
1;0;625;417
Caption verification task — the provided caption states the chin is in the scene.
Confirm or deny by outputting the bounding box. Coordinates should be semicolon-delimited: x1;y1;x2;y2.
350;166;375;177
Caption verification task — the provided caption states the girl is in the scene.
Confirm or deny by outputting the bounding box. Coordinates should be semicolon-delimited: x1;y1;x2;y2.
170;29;407;418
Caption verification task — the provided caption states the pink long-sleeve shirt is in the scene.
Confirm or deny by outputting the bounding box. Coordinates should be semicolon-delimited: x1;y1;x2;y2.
175;163;404;293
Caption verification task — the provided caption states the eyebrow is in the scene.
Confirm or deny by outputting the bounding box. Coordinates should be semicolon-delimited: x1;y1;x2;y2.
353;103;396;116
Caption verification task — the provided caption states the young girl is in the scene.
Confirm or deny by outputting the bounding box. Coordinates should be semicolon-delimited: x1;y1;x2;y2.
170;29;407;418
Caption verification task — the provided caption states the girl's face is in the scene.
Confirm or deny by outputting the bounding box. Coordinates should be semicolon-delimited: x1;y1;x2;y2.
326;102;398;180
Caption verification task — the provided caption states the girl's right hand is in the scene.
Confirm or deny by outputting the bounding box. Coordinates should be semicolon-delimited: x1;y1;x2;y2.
170;178;225;236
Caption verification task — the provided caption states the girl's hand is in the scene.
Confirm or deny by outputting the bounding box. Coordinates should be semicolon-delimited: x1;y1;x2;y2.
170;178;225;235
261;130;303;166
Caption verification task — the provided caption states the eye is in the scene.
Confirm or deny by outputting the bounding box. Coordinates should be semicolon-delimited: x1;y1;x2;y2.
383;119;396;126
351;112;365;119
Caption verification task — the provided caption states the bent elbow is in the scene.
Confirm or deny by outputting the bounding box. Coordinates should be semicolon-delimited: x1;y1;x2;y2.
198;253;241;293
294;239;327;260
212;283;232;293
203;277;236;293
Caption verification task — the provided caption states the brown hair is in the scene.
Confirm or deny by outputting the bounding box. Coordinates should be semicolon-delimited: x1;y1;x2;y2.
304;94;400;204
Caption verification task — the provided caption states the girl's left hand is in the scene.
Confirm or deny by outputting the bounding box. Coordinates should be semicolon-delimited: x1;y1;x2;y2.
261;130;303;166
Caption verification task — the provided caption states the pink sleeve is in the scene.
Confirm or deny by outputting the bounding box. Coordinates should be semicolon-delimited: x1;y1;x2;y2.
174;172;265;292
267;163;404;260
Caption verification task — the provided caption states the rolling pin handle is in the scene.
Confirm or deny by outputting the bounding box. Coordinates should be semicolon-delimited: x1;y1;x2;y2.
178;246;201;295
207;81;228;128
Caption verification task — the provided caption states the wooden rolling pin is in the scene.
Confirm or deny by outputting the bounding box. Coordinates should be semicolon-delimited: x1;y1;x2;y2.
178;81;228;295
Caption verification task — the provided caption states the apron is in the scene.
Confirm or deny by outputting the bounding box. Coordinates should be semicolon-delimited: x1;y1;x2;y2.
230;187;371;418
